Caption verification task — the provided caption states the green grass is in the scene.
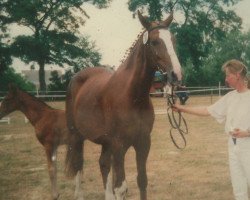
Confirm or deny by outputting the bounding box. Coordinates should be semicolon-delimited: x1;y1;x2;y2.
0;96;235;200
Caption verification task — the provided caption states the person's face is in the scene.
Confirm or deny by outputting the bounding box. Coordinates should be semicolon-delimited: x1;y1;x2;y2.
225;68;240;88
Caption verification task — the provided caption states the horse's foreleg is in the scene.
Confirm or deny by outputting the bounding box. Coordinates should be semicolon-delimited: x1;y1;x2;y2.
112;145;128;200
99;145;115;200
134;135;151;200
45;145;59;200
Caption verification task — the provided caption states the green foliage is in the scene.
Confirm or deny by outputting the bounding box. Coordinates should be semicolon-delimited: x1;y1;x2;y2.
0;37;12;75
128;0;244;86
200;30;250;86
48;70;74;91
0;9;12;75
2;0;110;91
0;67;35;91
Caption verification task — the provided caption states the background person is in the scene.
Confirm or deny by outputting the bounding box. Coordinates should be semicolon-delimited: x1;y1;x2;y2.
175;84;189;105
173;59;250;200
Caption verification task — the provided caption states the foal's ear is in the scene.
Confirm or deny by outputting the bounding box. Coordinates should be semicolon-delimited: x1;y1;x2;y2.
162;11;174;27
137;10;150;30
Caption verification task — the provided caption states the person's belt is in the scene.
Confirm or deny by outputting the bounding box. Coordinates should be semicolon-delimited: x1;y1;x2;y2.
232;138;237;145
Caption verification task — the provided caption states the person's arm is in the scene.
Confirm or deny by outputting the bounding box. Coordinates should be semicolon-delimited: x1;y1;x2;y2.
173;103;210;116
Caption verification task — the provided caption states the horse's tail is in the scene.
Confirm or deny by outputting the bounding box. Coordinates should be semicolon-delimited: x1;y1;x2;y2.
65;76;84;177
65;130;83;177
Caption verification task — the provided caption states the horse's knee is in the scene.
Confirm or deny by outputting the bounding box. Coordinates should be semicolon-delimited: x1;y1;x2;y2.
99;151;111;178
114;180;128;200
99;156;106;168
99;159;110;173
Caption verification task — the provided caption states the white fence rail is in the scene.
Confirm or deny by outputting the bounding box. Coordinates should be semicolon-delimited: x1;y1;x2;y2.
0;86;233;101
0;117;10;124
0;86;232;123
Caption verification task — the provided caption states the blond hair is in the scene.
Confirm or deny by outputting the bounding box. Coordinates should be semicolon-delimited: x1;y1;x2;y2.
222;59;249;88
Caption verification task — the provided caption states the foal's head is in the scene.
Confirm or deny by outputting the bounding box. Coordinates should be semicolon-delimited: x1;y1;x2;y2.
0;84;21;119
138;11;182;85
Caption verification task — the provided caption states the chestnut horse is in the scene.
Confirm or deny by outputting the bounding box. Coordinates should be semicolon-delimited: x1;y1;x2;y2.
0;84;68;200
65;11;182;200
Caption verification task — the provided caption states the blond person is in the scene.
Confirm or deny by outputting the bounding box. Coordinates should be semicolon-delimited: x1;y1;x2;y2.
173;59;250;200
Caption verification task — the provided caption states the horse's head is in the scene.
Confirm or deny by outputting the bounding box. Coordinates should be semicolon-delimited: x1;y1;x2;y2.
0;84;20;119
138;11;182;85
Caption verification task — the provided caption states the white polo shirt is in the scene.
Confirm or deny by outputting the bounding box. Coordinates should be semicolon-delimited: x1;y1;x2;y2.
207;90;250;135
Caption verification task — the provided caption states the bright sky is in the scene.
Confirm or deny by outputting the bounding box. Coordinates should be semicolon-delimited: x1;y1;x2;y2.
12;0;250;72
83;0;250;67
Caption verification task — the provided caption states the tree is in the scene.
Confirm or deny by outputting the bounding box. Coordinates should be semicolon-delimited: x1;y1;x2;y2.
128;0;243;85
200;30;250;86
0;1;12;75
0;34;12;75
2;0;110;91
48;69;74;91
0;67;35;91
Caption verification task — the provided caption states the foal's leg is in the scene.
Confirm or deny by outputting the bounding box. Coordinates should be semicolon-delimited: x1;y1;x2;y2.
134;135;151;200
99;145;115;200
45;144;59;200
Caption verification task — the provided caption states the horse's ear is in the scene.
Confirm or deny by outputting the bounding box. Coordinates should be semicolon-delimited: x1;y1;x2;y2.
137;10;150;30
162;11;174;27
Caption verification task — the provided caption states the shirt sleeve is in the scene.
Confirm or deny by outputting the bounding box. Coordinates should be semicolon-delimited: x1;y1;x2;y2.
207;94;228;124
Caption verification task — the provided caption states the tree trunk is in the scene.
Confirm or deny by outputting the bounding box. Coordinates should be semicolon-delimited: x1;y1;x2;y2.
38;60;46;92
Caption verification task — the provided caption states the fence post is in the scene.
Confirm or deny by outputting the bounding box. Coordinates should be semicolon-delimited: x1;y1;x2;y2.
210;88;213;104
219;82;221;96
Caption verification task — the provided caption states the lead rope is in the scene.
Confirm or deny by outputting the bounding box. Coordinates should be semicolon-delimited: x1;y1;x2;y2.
166;86;189;149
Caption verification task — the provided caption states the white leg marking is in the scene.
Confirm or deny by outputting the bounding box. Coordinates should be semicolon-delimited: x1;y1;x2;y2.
105;171;115;200
52;151;57;162
51;150;59;199
75;170;84;200
114;180;128;200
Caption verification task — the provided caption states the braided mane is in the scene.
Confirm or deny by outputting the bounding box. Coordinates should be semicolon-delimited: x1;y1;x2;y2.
120;28;146;64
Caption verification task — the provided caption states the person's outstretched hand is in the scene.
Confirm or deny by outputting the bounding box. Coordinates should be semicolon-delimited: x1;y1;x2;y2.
172;101;184;113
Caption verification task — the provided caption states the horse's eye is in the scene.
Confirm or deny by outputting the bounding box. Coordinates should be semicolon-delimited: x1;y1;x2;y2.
151;40;160;46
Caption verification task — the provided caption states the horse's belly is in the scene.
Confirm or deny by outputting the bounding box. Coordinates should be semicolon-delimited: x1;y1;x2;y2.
73;92;107;141
74;107;154;143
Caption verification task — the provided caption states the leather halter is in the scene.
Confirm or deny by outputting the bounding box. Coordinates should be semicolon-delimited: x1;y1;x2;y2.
143;26;170;80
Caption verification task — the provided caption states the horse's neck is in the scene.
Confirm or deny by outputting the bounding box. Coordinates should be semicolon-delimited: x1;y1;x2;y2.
122;43;155;100
18;93;49;125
